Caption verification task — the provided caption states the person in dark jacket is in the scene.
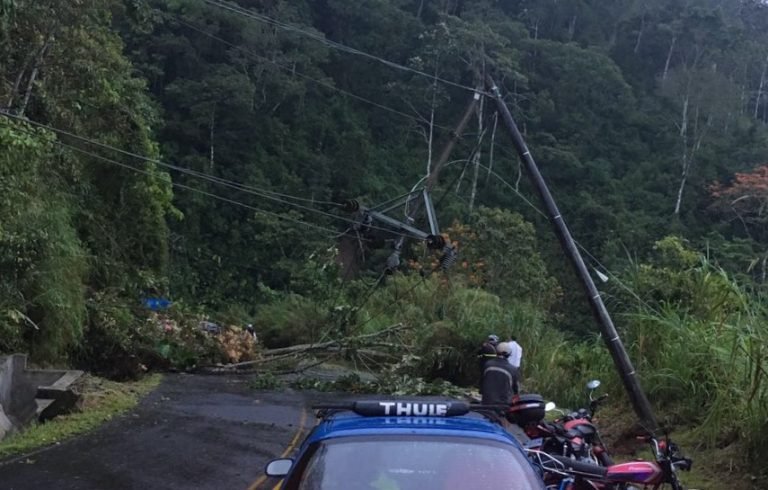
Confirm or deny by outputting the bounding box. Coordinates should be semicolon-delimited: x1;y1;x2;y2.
476;334;499;386
481;342;519;406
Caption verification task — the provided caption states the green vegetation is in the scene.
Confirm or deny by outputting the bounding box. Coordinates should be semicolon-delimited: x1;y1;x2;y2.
0;0;174;366
291;374;466;397
3;0;768;486
0;374;161;459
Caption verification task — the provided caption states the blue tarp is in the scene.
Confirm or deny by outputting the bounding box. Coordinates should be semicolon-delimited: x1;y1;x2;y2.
143;297;172;310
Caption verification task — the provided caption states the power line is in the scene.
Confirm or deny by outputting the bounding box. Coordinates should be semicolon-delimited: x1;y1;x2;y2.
354;273;427;331
62;142;349;239
476;160;661;314
0;109;326;206
178;165;341;207
0;111;424;240
431;153;661;314
3;115;348;239
169;14;453;132
202;0;491;97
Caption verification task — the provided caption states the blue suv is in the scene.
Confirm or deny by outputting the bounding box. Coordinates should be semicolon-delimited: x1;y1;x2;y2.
265;399;546;490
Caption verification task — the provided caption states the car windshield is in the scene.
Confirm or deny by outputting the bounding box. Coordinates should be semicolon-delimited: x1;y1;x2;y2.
293;435;544;490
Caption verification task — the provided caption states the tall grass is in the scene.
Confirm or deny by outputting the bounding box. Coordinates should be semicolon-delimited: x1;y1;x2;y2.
612;249;768;466
253;242;768;473
27;203;88;362
0;122;87;362
253;273;613;406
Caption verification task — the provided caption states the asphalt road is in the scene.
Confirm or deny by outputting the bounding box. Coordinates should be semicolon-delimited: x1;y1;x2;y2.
0;374;307;490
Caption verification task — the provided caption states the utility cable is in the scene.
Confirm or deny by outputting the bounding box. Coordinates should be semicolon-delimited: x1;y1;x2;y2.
476;159;662;314
203;0;492;97
353;273;427;332
0;109;331;206
430;152;662;316
369;186;426;211
61;143;348;239
347;270;388;319
3;116;347;239
0;111;425;240
178;166;340;207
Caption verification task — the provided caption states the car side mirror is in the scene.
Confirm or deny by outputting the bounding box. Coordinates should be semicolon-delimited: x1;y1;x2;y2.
265;458;293;477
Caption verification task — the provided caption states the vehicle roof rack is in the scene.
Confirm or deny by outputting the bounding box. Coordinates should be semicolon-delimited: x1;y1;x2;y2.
312;400;508;421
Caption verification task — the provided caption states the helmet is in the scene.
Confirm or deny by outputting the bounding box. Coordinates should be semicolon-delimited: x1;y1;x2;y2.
487;334;500;345
495;342;512;357
480;343;496;356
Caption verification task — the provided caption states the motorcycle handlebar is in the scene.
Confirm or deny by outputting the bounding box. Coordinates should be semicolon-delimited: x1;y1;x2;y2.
672;456;693;472
546;454;609;480
637;435;693;472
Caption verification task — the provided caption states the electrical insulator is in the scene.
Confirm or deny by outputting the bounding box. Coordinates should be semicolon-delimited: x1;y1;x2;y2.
342;199;360;213
353;212;372;233
385;250;401;275
439;245;458;271
425;234;446;250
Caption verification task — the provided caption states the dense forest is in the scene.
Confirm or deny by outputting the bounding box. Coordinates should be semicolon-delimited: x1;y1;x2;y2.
3;0;768;484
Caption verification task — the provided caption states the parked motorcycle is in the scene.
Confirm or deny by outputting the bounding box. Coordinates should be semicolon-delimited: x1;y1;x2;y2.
558;379;612;466
528;433;692;490
605;434;692;490
517;380;612;467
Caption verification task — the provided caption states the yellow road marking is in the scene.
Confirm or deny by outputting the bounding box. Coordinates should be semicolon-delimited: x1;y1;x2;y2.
247;407;309;490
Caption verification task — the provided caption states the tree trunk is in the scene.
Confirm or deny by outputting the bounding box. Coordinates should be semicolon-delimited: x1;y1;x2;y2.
425;68;438;177
568;15;577;42
759;89;768;122
486;111;498;184
674;168;688;216
634;13;645;54
5;48;37;111
662;35;676;81
739;82;746;116
468;92;484;212
209;104;216;172
18;38;52;117
674;94;690;215
754;55;768;120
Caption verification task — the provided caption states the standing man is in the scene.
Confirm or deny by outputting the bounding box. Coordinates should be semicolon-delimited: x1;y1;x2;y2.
506;335;523;393
481;342;518;406
477;334;499;386
506;335;522;370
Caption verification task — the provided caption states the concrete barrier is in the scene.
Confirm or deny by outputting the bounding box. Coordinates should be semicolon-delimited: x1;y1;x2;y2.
0;403;12;441
0;354;37;431
0;354;83;440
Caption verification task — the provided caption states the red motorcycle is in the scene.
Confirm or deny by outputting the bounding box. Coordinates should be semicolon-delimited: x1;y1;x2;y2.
515;380;612;467
529;434;692;490
608;435;692;490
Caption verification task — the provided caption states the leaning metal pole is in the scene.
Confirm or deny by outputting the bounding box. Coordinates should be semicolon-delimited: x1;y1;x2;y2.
388;92;482;269
487;76;659;433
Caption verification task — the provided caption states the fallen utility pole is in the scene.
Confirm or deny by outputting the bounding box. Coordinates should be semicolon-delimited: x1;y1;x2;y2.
387;91;482;270
337;92;482;278
487;76;659;434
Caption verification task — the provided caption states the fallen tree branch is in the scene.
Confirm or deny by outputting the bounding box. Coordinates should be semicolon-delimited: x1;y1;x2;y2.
217;323;408;369
261;322;408;357
274;355;338;375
